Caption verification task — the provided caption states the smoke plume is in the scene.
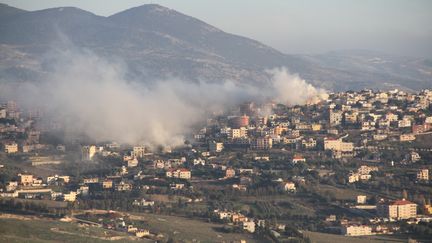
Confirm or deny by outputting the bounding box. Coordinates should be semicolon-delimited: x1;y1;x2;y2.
268;67;328;105
1;47;326;147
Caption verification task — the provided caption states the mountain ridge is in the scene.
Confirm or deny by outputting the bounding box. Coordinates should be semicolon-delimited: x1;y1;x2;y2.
0;3;431;91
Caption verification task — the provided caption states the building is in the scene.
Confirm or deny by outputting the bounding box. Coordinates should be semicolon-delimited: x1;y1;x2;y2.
230;115;250;128
230;127;248;139
252;136;272;150
377;199;417;220
133;146;146;158
63;192;77;202
82;145;97;160
115;181;132;191
127;158;139;168
400;134;416;142
47;175;70;184
4;143;18;153
132;199;155;207
302;138;317;149
209;141;224;152
341;225;372;236
135;230;150;238
281;181;296;192
417;169;429;181
412;123;432;134
242;221;256;233
329;109;343;126
324;138;353;152
102;180;113;189
166;168;191;180
358;165;378;175
292;154;306;164
357;195;367;204
19;174;33;186
225;168;236;178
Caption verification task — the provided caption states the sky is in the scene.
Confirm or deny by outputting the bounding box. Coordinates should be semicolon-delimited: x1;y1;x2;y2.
2;0;432;57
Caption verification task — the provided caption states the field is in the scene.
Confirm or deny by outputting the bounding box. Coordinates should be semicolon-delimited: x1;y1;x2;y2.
0;214;142;243
304;231;407;243
130;212;258;242
0;211;259;243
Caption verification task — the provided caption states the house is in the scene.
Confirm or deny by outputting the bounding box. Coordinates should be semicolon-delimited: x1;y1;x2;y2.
242;221;256;233
19;174;33;186
358;165;378;175
348;172;359;183
410;152;421;162
400;134;416;142
63;192;77;202
301;138;317;149
115;181;132;191
292;154;306;164
135;229;150;237
102;180;113;189
281;181;296;192
132;199;155;207
126;158;139;167
166;168;192;180
357;195;367;204
47;175;70;184
417;169;429;181
225;168;236;178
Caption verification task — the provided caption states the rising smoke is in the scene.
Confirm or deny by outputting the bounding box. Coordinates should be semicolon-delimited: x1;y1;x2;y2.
1;47;326;147
268;67;328;106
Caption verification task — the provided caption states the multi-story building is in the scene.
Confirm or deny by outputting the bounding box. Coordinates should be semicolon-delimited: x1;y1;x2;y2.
132;146;146;158
230;115;249;128
82;145;97;160
230;127;248;139
302;138;317;149
329;109;343;126
209;141;224;152
4;143;18;153
377;199;417;220
252;136;272;150
63;192;77;202
324;138;353;152
341;225;372;236
417;169;429;181
19;174;33;186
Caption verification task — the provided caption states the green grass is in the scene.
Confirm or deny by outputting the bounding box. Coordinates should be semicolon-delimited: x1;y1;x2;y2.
304;231;407;243
131;212;258;243
0;218;140;243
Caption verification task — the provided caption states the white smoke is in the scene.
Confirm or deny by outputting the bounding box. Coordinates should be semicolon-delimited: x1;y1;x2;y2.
268;67;327;105
1;48;326;147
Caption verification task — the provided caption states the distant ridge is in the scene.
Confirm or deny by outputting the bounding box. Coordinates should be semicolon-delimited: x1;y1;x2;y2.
0;3;431;91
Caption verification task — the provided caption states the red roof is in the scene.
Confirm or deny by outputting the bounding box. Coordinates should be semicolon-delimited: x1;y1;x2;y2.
391;199;415;206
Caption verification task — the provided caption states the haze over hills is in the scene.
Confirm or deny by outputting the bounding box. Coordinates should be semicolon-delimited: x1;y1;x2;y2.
0;3;431;91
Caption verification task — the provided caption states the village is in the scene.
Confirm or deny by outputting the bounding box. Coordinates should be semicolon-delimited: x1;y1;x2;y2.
1;88;432;242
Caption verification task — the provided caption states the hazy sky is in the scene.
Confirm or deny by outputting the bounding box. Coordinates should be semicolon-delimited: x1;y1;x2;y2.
2;0;432;57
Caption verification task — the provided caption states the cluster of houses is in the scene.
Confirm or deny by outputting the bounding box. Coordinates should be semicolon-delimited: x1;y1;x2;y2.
1;89;432;239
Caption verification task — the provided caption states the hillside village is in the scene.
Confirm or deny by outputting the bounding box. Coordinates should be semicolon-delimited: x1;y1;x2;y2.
1;89;432;242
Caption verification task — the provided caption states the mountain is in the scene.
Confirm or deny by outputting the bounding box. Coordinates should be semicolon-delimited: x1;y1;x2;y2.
0;3;431;91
